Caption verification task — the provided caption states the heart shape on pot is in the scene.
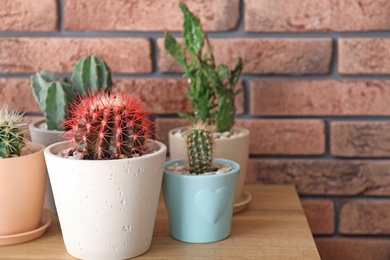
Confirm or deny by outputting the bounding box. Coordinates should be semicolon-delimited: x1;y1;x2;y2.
195;187;230;224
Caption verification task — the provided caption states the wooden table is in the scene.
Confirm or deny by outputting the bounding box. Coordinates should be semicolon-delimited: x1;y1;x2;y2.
1;185;321;259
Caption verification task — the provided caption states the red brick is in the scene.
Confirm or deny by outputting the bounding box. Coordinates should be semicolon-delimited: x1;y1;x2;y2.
0;78;243;116
156;119;325;155
332;121;390;157
339;200;390;235
249;160;390;196
65;0;239;31
0;0;58;32
339;38;390;74
315;238;390;260
250;80;390;116
117;79;248;114
245;0;390;32
114;79;191;115
118;78;244;115
237;120;325;155
0;78;39;113
158;38;332;75
0;38;151;73
301;200;334;235
115;79;243;115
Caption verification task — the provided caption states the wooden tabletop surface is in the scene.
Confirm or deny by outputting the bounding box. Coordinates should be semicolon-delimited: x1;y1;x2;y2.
1;184;320;259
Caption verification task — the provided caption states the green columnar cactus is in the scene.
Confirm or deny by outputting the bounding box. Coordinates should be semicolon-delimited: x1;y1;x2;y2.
71;55;112;95
31;55;112;131
32;72;75;130
186;121;215;174
165;2;243;133
63;90;154;160
0;107;27;158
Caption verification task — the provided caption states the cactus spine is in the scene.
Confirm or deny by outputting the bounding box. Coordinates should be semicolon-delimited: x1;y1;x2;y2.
0;107;27;158
31;55;112;131
63;90;154;160
186;121;215;174
71;56;112;95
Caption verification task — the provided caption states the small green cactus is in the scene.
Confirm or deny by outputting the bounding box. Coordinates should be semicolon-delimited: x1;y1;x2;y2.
31;55;112;131
31;72;75;130
186;121;215;174
71;55;112;95
0;107;27;158
165;2;243;133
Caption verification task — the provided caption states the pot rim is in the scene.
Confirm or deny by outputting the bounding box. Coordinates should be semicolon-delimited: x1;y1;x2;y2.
168;126;249;139
0;141;44;161
44;140;167;164
29;119;65;133
163;158;240;180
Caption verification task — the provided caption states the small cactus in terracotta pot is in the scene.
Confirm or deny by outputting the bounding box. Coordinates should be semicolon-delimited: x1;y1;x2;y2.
0;107;27;158
0;107;47;242
62;90;154;160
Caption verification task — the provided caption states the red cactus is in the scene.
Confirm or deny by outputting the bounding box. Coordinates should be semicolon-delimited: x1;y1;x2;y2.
63;90;154;160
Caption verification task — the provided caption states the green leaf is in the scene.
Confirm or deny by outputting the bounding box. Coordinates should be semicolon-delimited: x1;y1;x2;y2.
229;58;243;88
180;2;205;56
206;38;215;68
217;64;229;81
164;33;187;68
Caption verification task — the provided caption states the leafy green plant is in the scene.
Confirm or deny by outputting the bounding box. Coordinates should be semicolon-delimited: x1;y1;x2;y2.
31;55;112;131
165;2;243;133
0;107;27;158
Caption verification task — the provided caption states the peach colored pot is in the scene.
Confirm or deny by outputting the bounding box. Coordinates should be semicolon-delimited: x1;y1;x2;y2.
0;142;46;236
29;119;65;214
169;127;250;206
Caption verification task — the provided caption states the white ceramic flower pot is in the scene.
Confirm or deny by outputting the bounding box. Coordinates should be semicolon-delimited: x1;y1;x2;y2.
44;140;167;260
29;119;65;214
169;127;250;209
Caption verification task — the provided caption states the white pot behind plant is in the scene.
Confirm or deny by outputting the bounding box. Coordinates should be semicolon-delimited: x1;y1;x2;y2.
29;119;65;214
44;140;167;260
169;127;250;211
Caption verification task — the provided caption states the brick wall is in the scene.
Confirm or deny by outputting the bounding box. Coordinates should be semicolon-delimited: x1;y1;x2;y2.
1;0;390;259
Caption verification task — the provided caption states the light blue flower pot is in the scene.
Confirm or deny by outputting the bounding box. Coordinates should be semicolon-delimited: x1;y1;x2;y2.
163;158;240;243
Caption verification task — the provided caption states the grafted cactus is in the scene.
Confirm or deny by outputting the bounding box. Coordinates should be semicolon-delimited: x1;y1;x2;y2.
63;90;154;160
71;56;112;95
0;107;27;158
31;55;112;131
186;121;215;174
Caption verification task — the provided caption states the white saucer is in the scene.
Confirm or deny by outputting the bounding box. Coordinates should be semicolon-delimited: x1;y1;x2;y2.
0;214;51;246
233;190;252;214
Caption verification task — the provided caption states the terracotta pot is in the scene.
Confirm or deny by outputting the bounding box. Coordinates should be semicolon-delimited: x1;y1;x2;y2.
44;140;167;260
169;127;249;206
0;142;46;236
29;119;65;214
